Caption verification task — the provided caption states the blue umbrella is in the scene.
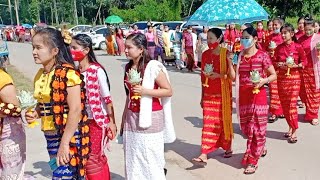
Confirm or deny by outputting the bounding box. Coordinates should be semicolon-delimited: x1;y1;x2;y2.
186;0;269;26
22;24;33;29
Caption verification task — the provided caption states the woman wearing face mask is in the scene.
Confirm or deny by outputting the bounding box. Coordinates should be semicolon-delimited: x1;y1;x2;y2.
121;33;175;179
229;27;277;174
265;17;284;123
70;34;117;179
182;26;195;72
274;23;307;143
297;17;320;126
296;16;305;40
192;28;233;166
26;28;90;179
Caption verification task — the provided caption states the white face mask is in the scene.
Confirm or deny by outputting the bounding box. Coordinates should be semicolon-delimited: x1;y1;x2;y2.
187;29;192;33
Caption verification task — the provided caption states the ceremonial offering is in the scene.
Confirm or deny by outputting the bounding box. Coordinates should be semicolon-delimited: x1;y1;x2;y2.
17;90;39;128
250;70;261;94
269;41;277;56
285;56;295;76
127;69;143;100
202;64;213;87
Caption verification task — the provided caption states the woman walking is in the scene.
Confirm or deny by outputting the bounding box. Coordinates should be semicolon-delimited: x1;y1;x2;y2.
0;66;26;179
192;28;233;165
298;17;320;126
274;23;307;143
70;34;117;179
121;33;175;180
115;28;125;56
182;26;195;72
26;28;90;179
145;26;157;59
230;27;277;174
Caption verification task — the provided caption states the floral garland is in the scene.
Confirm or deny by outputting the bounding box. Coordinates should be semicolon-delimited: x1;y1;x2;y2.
0;103;21;117
86;64;111;128
50;64;90;179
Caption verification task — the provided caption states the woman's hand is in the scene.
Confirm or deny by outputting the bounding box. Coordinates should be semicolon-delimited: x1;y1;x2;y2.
254;78;268;89
132;85;145;95
25;110;38;124
57;143;70;166
107;122;117;140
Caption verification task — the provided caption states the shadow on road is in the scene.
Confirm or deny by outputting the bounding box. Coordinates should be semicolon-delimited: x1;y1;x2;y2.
25;161;51;178
111;172;125;180
184;116;203;128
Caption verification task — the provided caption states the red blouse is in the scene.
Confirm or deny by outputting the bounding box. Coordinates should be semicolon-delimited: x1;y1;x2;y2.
239;50;272;86
125;78;163;113
295;30;305;40
224;29;239;45
201;49;229;94
297;35;313;68
274;42;308;69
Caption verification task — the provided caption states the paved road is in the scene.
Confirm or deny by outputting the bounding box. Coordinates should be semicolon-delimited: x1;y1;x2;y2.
7;42;320;180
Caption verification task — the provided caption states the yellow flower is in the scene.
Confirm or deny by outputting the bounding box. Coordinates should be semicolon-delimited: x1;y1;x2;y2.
7;104;14;109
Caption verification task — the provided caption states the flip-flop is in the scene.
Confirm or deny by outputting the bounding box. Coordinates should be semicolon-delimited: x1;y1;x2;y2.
223;150;233;158
284;132;292;138
191;157;208;166
288;137;298;144
311;119;319;126
261;149;267;157
278;115;285;119
268;115;278;123
244;164;258;175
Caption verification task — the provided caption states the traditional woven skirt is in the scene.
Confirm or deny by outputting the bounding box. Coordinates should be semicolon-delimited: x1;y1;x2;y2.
124;110;165;180
201;94;232;154
299;67;320;121
277;69;300;129
239;86;268;166
44;130;81;180
269;80;283;116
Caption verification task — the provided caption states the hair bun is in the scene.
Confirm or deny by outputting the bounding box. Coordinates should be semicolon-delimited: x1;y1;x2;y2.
304;14;313;20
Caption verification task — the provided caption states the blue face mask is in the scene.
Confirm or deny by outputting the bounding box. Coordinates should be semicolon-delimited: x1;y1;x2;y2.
240;38;253;49
274;28;280;34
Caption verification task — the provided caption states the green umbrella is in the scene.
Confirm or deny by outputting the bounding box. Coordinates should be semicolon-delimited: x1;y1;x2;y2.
105;15;123;24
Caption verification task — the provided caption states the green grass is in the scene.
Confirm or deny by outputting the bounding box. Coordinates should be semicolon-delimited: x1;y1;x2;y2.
6;65;33;92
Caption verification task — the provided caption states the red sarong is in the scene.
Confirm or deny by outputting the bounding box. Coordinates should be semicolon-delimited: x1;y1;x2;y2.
269;80;283;116
278;69;300;129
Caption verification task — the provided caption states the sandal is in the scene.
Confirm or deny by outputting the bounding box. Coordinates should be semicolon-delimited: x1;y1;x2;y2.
311;119;319;126
192;156;208;166
278;115;285;119
268;115;278;123
261;149;267;157
288;136;298;144
298;103;305;108
244;164;258;175
284;132;292;138
223;150;233;158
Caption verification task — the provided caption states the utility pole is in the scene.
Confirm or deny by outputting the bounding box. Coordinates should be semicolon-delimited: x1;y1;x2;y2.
14;0;19;25
8;0;13;24
188;0;195;16
53;0;58;25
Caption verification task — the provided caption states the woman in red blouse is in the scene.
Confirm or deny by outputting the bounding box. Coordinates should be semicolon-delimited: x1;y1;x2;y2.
295;16;305;41
256;21;265;49
267;18;285;123
274;23;307;143
297;17;320;126
192;28;233;166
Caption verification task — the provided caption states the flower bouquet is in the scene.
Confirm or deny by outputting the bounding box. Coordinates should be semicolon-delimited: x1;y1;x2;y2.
17;90;39;128
269;41;277;57
126;69;143;100
250;70;261;94
285;56;295;76
202;64;213;87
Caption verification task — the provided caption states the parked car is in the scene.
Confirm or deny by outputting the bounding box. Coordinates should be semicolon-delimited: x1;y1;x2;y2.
69;25;92;35
79;25;111;50
132;21;162;33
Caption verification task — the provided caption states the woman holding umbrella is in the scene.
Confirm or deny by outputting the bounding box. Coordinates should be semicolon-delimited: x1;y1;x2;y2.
229;27;277;174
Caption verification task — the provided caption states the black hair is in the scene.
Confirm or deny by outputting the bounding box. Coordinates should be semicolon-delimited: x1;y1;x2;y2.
243;23;253;29
243;27;258;37
280;23;297;42
304;15;315;27
34;27;74;66
124;33;151;95
267;20;273;26
208;28;224;44
256;21;263;26
125;33;151;76
273;17;284;26
72;34;111;90
147;25;153;30
298;16;305;23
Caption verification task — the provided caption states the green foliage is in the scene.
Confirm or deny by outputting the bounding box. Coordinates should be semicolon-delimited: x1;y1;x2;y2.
29;0;39;24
